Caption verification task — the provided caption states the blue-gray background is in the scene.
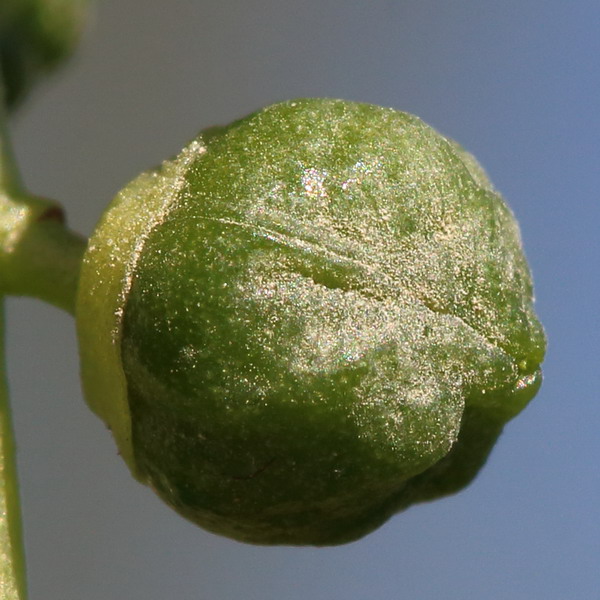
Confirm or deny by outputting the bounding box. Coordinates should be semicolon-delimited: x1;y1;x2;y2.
6;1;599;598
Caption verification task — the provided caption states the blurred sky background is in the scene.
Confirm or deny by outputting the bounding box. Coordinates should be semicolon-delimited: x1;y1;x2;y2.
5;1;599;598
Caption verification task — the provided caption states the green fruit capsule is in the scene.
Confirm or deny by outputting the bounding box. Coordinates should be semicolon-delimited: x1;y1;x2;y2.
76;99;545;546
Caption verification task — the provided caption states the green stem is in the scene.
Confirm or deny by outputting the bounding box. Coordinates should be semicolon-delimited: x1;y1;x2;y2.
0;92;86;315
1;214;86;315
0;298;28;600
0;100;23;195
0;83;86;599
0;84;27;600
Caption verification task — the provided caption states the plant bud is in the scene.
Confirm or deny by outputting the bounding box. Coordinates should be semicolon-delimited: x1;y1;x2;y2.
77;99;545;545
1;0;87;107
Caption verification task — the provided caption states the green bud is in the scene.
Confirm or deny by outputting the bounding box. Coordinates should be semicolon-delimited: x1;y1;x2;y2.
0;0;87;107
77;99;545;545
